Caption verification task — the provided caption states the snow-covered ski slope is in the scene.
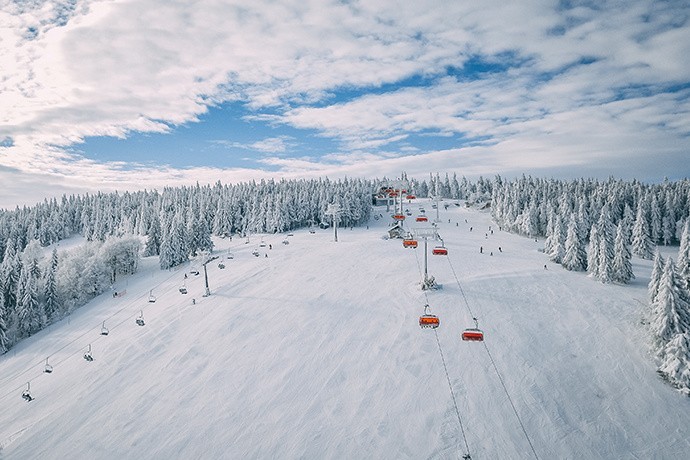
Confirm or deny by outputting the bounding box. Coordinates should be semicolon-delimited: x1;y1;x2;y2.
1;201;689;459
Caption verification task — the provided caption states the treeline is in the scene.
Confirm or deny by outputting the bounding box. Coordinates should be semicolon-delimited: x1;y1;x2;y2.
490;176;690;282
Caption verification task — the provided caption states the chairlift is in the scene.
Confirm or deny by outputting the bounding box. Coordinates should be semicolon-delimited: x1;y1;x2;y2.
22;382;33;402
432;246;448;256
44;357;53;374
180;281;188;294
101;321;109;336
287;233;294;237
148;290;156;303
259;241;267;248
419;304;440;329
309;227;316;233
416;216;428;222
190;270;200;276
282;239;290;245
402;239;418;249
227;252;234;259
252;249;260;257
84;344;94;362
462;318;484;342
405;210;412;216
136;310;145;327
419;208;425;213
392;214;405;221
218;263;225;269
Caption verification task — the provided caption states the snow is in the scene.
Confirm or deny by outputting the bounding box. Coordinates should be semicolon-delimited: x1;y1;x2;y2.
2;201;690;458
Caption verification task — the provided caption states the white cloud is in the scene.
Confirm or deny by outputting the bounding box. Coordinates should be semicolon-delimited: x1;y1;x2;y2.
1;0;689;208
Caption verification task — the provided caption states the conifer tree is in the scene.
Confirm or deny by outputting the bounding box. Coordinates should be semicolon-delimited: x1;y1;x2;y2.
657;332;690;395
632;203;654;259
548;214;565;263
649;251;664;305
612;223;634;283
0;291;9;353
15;266;42;339
562;216;586;271
43;248;60;321
587;225;600;278
652;258;690;351
678;220;690;282
144;216;162;257
650;194;662;244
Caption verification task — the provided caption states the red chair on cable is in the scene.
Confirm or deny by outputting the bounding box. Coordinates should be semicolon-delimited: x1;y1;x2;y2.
462;317;484;342
415;215;428;222
432;246;448;256
419;304;440;329
402;239;418;249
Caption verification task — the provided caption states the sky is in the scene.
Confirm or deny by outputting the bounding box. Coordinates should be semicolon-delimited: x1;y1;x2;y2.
1;0;690;209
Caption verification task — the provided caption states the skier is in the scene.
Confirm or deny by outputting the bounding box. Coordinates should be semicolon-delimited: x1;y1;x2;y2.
480;246;483;254
470;227;473;232
544;264;547;270
269;244;272;250
499;247;502;252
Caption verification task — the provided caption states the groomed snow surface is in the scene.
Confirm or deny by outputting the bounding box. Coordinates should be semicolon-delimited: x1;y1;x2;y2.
1;202;689;459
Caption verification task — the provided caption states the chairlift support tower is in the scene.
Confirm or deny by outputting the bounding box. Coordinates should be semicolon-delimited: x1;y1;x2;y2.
433;194;442;223
326;203;341;242
414;227;440;289
198;251;212;297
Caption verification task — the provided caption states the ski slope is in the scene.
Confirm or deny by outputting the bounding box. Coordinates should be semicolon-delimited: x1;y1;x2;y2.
1;201;689;459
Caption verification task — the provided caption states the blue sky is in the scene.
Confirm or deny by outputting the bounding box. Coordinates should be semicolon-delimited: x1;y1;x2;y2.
1;0;690;208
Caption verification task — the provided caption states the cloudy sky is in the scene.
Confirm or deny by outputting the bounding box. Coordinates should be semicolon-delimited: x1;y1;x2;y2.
1;0;689;209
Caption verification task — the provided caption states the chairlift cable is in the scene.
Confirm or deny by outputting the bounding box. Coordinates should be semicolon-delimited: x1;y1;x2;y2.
435;329;472;459
445;255;540;460
0;261;186;402
413;249;472;460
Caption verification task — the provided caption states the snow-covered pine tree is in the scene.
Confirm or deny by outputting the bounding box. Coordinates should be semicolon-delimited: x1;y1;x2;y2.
612;222;634;283
597;235;614;283
144;215;162;257
632;202;654;259
678;220;690;282
43;248;60;321
562;215;586;271
15;265;43;339
0;290;9;353
652;258;690;353
587;224;601;278
650;194;662;244
1;243;20;311
158;224;174;270
649;251;664;305
548;214;565;263
657;332;690;395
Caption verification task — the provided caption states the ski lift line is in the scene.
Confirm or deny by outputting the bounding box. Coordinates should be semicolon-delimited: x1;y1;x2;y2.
481;341;540;460
435;330;472;459
0;261;186;396
413;248;472;459
444;256;540;460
